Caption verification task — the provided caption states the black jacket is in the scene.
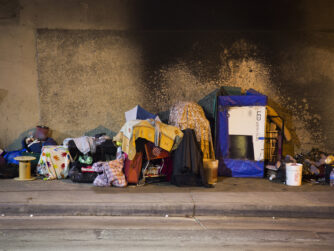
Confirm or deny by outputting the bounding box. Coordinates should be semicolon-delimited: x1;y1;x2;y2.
171;129;206;186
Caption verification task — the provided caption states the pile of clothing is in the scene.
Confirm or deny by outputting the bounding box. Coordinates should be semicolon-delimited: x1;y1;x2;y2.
113;119;183;160
63;109;185;187
85;104;213;188
34;133;117;181
65;134;117;183
1;102;217;189
34;103;214;188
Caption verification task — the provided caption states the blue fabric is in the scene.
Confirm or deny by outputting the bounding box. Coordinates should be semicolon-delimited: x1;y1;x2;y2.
21;137;57;153
136;105;156;120
246;88;267;97
216;90;267;177
217;95;267;107
216;106;229;159
29;138;57;153
220;159;264;177
4;149;27;165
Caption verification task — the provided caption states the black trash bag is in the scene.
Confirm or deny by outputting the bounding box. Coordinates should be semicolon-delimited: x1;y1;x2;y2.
0;163;19;179
95;139;117;161
68;161;97;183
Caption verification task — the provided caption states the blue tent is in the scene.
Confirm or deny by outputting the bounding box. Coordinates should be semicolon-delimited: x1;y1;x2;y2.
216;89;267;177
125;105;157;122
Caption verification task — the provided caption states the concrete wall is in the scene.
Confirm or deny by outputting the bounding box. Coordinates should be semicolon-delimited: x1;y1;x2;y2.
0;0;334;153
0;0;40;150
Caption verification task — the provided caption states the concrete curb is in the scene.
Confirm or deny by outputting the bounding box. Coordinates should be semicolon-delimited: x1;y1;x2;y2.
0;203;195;217
1;203;334;218
1;187;333;218
194;204;334;218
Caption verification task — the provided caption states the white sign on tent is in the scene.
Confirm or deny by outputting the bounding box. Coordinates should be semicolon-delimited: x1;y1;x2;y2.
228;106;266;161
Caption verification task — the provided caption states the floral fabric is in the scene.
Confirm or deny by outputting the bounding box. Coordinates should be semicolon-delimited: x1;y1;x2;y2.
37;145;71;180
93;159;127;187
169;102;215;159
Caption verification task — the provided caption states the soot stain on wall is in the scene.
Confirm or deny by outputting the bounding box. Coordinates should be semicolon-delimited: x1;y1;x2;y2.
36;29;334;152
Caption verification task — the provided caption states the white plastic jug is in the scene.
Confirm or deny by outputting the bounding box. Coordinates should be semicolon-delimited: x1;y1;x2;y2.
286;163;303;186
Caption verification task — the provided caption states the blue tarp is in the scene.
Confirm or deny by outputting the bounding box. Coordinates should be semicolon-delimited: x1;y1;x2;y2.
125;105;157;122
219;159;265;177
217;94;267;107
136;105;156;120
4;149;27;165
216;90;267;177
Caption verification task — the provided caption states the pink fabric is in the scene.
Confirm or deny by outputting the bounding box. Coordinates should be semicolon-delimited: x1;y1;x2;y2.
93;159;127;187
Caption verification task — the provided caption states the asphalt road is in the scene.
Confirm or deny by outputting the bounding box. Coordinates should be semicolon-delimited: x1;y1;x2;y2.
0;216;333;250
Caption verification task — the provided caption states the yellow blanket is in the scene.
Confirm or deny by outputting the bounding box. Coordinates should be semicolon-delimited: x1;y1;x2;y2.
114;120;183;160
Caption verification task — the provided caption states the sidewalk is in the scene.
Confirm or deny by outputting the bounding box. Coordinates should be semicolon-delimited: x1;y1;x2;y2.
0;178;333;218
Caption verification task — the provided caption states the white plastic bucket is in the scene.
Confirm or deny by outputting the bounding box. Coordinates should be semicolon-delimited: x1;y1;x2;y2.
286;163;303;186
